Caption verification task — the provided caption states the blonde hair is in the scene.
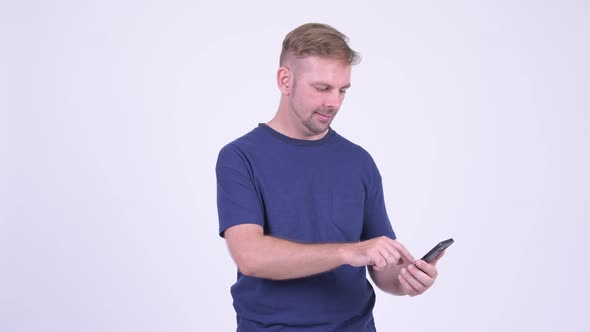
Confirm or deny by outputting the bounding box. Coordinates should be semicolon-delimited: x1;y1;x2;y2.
280;23;361;66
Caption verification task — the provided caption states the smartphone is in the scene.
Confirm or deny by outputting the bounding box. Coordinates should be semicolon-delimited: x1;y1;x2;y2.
421;238;454;263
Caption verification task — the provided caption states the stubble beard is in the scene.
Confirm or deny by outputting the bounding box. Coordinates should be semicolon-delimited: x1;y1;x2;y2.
303;109;335;135
290;97;335;136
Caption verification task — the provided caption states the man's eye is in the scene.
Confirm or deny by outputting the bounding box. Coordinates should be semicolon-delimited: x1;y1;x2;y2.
316;86;329;91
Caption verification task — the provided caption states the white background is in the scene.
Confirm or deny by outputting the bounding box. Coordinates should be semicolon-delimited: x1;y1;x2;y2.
1;0;589;331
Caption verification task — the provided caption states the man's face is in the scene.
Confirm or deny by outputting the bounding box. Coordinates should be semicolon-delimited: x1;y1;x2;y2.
287;56;352;137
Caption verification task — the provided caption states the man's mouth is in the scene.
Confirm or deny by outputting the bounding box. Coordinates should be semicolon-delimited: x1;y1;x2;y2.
315;112;332;121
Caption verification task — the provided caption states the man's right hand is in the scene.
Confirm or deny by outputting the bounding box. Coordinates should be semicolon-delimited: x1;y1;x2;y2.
343;237;415;271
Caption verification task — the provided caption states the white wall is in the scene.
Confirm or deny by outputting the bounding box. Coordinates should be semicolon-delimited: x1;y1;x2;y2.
1;1;589;331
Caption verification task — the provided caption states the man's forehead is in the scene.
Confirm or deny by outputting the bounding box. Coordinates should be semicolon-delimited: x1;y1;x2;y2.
290;54;351;70
291;55;351;84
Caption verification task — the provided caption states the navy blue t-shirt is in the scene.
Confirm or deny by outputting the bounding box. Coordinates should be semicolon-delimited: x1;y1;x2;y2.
216;124;396;332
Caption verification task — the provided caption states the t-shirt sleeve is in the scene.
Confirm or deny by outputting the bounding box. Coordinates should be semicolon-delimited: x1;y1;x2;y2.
361;154;396;241
215;144;265;237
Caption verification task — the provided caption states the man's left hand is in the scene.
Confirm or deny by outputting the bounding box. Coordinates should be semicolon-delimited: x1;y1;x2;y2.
397;251;444;296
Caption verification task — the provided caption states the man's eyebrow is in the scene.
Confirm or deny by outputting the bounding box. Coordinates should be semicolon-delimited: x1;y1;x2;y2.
312;82;352;89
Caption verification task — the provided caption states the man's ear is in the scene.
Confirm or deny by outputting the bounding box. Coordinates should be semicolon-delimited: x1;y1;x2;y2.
277;66;292;95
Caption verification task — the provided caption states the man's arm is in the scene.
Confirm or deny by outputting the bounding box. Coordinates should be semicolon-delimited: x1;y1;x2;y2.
369;251;444;296
224;223;415;280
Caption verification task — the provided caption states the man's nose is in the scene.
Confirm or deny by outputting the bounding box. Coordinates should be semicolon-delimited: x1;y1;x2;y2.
324;91;342;109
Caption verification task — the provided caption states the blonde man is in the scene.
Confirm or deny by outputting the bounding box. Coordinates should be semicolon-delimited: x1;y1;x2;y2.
216;23;443;332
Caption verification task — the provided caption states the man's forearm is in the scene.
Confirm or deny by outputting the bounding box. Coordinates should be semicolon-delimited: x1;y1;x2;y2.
230;232;350;280
224;224;412;281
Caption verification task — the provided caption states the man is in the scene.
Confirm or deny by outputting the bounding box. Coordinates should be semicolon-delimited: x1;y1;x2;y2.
216;23;444;332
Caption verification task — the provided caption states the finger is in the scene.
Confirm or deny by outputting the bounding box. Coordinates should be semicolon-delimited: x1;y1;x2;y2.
398;270;419;296
377;251;393;269
391;240;415;263
380;246;402;267
369;237;401;267
408;263;435;288
370;254;387;270
414;260;439;279
401;266;427;294
398;272;418;296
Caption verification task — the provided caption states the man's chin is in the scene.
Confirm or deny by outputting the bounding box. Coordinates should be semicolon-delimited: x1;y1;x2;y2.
306;122;331;136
